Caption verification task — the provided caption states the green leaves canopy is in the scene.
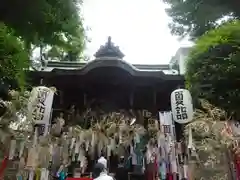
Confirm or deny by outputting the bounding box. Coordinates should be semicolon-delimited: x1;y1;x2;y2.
0;0;86;87
185;20;240;113
0;23;29;89
163;0;240;39
0;0;85;49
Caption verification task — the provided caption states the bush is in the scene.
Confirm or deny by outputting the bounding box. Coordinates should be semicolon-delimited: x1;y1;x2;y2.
0;23;28;90
185;20;240;113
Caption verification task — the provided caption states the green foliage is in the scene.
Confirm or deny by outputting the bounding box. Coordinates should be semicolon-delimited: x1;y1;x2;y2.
0;0;86;50
46;35;86;61
185;20;240;113
163;0;240;39
47;46;65;60
0;23;29;89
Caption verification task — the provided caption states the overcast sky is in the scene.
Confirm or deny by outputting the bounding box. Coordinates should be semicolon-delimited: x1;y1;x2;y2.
82;0;192;64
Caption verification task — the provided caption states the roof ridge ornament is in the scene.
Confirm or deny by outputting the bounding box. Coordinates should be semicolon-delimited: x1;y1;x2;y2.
107;36;111;47
94;36;125;59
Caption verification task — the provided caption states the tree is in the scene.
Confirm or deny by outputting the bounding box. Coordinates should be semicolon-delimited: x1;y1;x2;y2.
185;20;240;114
46;35;86;61
163;0;240;39
0;0;86;86
47;46;65;60
0;0;86;50
0;23;29;90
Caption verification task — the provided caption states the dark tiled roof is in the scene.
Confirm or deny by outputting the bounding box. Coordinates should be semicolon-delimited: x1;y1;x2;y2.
46;60;171;71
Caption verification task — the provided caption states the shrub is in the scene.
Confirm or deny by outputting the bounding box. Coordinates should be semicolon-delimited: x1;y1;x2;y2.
186;20;240;113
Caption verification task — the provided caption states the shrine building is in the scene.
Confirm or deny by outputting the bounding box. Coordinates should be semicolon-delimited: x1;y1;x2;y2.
29;37;185;130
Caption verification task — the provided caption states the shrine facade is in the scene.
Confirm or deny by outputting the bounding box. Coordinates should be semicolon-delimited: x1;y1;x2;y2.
29;37;184;125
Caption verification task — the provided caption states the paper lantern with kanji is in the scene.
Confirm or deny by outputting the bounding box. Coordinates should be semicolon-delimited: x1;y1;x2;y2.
171;89;193;124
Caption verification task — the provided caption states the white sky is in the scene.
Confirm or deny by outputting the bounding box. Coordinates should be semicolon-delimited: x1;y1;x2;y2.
82;0;192;64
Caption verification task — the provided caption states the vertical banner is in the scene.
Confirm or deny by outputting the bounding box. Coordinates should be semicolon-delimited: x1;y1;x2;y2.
159;112;177;176
28;86;54;135
170;89;194;179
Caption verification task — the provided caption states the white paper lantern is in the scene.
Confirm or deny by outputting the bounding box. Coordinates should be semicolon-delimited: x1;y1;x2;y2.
171;89;193;124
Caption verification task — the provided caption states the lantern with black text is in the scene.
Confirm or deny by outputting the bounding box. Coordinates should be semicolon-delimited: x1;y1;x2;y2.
171;89;193;124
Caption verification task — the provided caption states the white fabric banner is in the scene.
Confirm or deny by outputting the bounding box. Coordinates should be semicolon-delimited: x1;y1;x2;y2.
28;86;54;125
